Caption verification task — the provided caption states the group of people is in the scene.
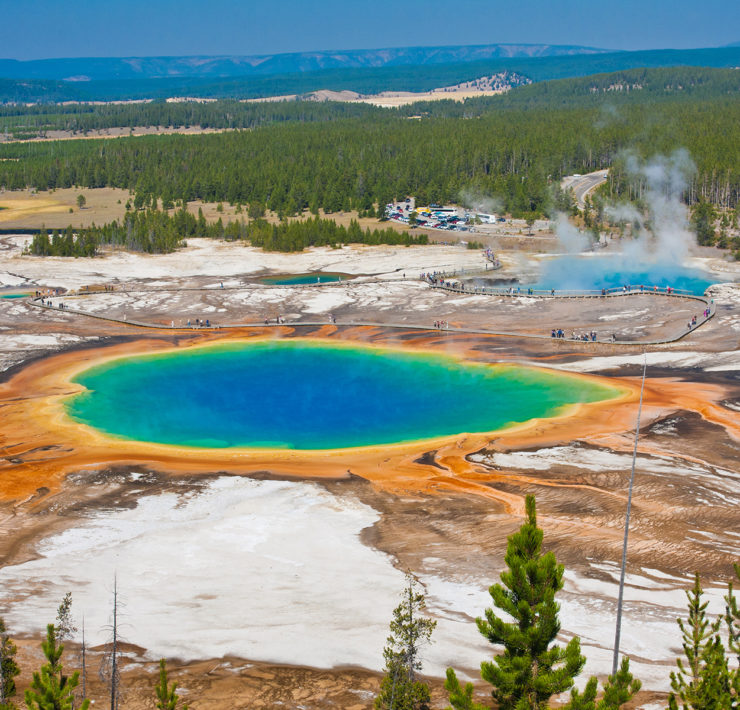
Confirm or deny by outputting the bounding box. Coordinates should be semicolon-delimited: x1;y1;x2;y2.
186;318;211;328
420;271;447;286
612;284;675;294
551;328;599;342
484;249;501;269
38;298;67;309
78;284;115;293
34;288;62;298
433;320;449;329
687;307;712;331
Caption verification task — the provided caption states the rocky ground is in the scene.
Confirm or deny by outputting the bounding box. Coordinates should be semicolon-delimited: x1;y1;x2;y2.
0;238;739;709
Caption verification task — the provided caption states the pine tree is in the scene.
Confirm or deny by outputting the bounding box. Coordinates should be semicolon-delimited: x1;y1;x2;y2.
25;624;90;710
0;617;21;710
446;495;587;710
725;563;740;706
668;572;729;710
155;659;188;710
55;593;77;644
445;668;487;710
563;658;641;710
375;573;437;710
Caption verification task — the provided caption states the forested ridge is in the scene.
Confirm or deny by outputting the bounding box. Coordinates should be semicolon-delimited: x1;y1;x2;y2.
2;93;739;217
0;99;384;139
2;66;739;138
481;65;740;108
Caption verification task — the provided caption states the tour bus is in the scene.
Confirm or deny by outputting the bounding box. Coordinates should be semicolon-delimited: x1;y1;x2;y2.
476;213;498;224
432;206;457;216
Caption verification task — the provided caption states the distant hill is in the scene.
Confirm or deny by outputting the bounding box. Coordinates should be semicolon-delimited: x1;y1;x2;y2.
0;43;609;82
488;65;740;109
2;45;740;103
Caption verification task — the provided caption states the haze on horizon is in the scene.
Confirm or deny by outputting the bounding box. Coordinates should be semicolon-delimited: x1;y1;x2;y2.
3;0;739;61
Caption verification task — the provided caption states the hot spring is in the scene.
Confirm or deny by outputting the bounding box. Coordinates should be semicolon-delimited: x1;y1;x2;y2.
65;341;621;450
259;272;351;286
528;255;718;294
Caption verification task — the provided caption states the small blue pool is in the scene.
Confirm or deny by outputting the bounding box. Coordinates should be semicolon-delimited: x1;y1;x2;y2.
259;273;351;286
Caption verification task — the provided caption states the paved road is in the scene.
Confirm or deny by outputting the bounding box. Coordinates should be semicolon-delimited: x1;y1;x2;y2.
561;169;609;209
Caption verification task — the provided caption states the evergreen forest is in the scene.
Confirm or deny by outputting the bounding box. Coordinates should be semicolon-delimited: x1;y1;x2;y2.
2;90;739;220
25;211;428;256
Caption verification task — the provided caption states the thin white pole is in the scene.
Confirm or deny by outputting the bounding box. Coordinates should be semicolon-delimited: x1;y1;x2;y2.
612;354;647;675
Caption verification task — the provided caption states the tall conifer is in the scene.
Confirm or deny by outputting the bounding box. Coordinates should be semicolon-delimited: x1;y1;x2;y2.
0;617;20;710
669;573;731;710
376;573;437;710
725;564;740;705
25;624;90;710
446;496;638;710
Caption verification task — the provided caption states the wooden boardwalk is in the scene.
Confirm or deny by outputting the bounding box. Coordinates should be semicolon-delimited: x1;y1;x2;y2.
26;278;715;348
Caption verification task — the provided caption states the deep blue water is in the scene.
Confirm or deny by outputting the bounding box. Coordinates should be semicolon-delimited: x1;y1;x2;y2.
260;273;349;286
66;341;619;450
0;293;29;299
529;255;720;294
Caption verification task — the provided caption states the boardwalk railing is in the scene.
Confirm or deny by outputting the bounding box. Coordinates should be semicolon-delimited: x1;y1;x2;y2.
26;282;716;347
425;277;702;300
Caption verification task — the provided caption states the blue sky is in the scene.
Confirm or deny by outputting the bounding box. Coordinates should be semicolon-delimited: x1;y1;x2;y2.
3;0;739;60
